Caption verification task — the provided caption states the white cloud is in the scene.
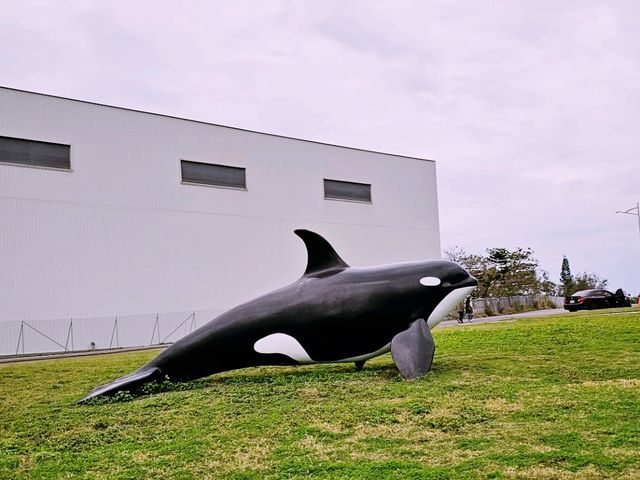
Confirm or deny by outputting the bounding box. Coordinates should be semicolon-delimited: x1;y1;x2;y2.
1;0;639;291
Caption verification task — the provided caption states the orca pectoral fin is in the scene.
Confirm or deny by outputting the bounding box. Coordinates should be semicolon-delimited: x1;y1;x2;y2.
390;319;435;379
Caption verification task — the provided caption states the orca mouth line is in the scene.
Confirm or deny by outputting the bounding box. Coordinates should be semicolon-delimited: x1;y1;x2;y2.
441;277;478;289
426;285;476;329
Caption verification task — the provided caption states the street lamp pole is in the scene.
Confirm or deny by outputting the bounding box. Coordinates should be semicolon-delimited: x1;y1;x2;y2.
616;202;640;296
616;201;640;243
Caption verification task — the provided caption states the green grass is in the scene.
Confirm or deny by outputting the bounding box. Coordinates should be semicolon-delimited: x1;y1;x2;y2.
1;310;639;479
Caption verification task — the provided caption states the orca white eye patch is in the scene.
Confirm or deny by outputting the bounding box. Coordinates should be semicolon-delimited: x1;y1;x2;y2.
419;276;441;286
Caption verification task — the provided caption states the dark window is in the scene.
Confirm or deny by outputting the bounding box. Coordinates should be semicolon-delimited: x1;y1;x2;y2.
324;179;371;203
0;136;70;170
181;160;246;189
573;290;596;297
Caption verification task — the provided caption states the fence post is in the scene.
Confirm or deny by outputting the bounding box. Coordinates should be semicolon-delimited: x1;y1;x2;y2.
110;316;119;349
150;313;160;345
64;318;74;351
15;321;25;355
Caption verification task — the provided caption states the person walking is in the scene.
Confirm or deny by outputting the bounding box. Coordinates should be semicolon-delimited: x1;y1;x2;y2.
457;303;465;323
465;296;474;322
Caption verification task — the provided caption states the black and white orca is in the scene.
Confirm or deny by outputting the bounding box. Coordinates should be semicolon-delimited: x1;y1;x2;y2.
80;230;477;402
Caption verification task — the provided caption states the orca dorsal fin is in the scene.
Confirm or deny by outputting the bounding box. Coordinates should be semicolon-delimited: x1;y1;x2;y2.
294;229;349;276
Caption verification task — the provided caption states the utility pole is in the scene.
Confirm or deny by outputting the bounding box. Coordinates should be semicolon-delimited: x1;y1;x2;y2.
616;201;640;296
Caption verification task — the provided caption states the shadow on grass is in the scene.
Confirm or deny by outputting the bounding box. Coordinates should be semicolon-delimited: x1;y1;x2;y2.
216;361;404;384
80;354;480;405
80;360;420;405
80;377;213;405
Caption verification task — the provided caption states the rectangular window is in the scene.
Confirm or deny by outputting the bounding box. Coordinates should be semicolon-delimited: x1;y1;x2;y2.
181;160;246;189
0;136;70;170
324;179;371;203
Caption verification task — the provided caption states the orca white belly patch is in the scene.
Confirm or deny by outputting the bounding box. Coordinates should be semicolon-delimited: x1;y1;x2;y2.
254;333;314;364
254;333;390;364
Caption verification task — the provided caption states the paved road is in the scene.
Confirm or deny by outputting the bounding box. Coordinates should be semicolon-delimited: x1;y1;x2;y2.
439;308;566;328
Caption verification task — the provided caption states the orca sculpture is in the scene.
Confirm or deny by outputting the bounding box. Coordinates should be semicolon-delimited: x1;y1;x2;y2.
80;230;477;403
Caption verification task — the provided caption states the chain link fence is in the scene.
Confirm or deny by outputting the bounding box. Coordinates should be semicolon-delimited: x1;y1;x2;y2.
472;295;564;316
1;295;566;357
0;308;223;357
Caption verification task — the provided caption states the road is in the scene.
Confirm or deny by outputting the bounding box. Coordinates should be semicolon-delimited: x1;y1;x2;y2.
439;308;566;328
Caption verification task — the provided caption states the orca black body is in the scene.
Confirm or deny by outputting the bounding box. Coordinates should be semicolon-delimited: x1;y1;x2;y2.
80;230;477;402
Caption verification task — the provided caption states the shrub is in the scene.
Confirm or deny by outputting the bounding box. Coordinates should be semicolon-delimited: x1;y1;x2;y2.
512;301;525;313
537;296;558;309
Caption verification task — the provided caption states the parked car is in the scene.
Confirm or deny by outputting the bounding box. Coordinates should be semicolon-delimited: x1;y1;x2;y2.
564;288;632;312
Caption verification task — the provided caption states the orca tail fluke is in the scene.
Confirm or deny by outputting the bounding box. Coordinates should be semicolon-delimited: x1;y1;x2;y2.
78;366;162;404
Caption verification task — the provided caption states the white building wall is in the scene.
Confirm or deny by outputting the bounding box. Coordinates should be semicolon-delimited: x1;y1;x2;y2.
0;87;440;322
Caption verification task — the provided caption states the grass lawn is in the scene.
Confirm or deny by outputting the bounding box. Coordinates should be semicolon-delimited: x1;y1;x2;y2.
1;309;639;479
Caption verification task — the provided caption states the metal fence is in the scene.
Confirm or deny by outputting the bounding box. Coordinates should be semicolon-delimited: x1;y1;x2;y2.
0;308;223;357
1;295;566;357
471;295;564;315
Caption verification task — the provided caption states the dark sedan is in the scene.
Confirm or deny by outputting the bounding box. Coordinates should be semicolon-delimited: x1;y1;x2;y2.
564;288;632;312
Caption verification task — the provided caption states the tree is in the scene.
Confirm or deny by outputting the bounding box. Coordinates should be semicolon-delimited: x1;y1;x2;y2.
559;256;574;296
481;247;540;297
558;256;608;295
573;272;608;291
538;270;557;296
443;246;490;294
442;246;470;266
444;246;549;298
445;248;607;299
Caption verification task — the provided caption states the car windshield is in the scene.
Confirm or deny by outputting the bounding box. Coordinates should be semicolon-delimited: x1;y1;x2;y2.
572;290;595;297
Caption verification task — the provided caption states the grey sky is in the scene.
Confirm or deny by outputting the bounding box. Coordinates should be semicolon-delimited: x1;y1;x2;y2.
1;0;639;292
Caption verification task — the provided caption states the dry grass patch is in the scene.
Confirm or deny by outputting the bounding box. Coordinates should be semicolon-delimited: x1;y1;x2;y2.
581;378;640;388
504;465;604;479
1;311;638;479
483;397;523;413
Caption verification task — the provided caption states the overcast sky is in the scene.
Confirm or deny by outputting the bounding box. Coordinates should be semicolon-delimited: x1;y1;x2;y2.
2;0;639;293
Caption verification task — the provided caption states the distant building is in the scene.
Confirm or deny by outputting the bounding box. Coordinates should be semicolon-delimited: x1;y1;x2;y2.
0;86;440;321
